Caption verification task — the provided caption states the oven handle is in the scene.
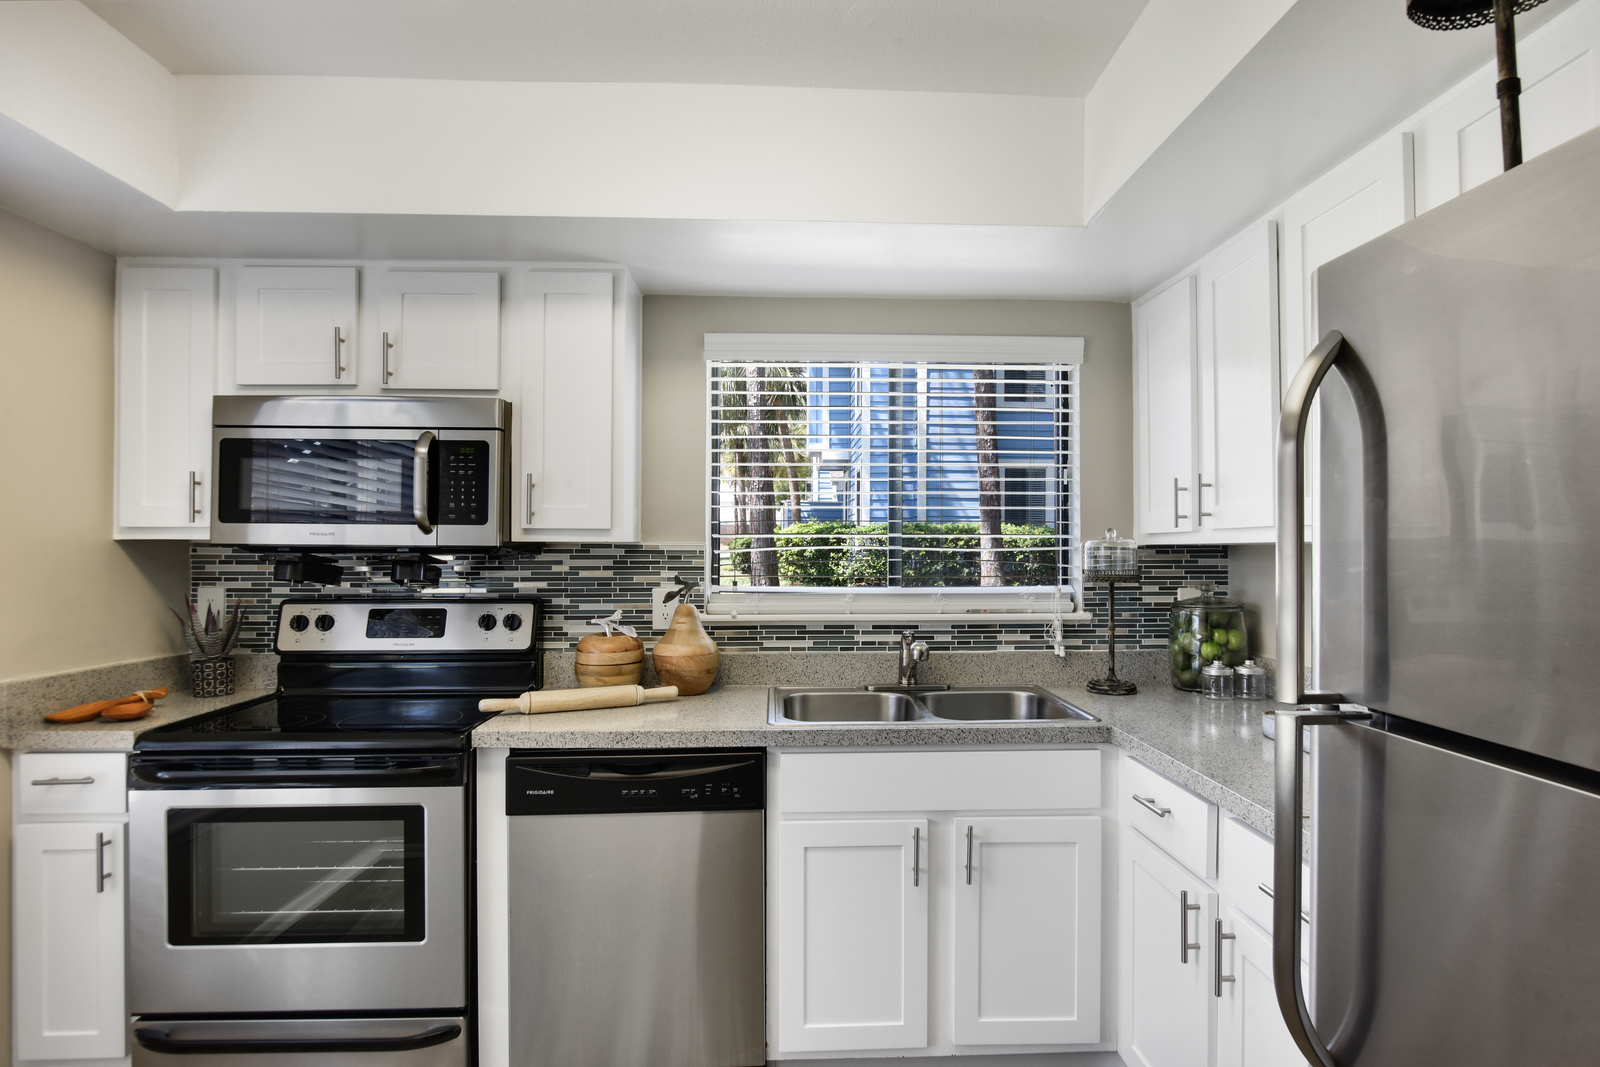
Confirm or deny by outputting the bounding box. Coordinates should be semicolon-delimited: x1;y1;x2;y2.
413;430;436;535
130;763;459;786
133;1022;461;1055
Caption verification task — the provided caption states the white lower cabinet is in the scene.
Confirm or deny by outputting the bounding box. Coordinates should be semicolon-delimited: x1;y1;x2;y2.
14;818;127;1063
952;817;1101;1046
775;819;929;1052
1214;904;1305;1067
1120;828;1215;1067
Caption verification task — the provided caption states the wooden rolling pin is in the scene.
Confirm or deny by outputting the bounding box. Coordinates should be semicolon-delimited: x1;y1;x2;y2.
479;686;679;715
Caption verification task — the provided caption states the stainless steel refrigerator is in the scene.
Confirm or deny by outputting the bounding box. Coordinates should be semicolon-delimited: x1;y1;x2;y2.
1272;124;1600;1066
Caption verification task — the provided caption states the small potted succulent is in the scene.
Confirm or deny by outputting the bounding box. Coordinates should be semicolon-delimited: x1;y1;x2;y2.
171;596;243;697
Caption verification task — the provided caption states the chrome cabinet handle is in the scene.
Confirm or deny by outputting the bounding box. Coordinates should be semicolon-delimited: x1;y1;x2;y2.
1197;474;1213;525
1214;918;1236;996
1173;477;1189;528
965;824;974;885
188;470;202;523
526;474;536;525
32;776;95;786
333;327;346;379
1273;706;1372;1067
1132;794;1171;818
95;832;112;893
1257;882;1311;924
382;331;394;384
412;431;435;534
1180;890;1201;963
912;826;920;887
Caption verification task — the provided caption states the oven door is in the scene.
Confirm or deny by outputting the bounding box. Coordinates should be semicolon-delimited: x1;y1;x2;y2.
128;785;465;1014
209;426;503;549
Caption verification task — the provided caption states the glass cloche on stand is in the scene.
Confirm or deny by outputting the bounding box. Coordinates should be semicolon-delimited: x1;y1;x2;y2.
1083;529;1138;696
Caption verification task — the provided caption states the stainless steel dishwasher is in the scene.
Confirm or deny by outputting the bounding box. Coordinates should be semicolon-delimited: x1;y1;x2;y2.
505;749;765;1067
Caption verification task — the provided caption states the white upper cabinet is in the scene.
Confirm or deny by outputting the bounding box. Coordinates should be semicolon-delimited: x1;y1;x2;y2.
234;265;359;386
115;266;215;538
1197;222;1279;533
1412;0;1600;214
1279;134;1413;379
375;270;501;390
1134;276;1198;538
516;271;617;536
951;816;1101;1046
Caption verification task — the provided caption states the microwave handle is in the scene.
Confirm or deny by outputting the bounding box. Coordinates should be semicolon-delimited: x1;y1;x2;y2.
413;431;436;534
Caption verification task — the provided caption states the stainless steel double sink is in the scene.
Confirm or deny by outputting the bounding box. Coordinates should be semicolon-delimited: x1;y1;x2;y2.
768;685;1096;725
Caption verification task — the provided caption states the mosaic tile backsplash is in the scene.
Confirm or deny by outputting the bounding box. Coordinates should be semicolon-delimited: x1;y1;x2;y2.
191;543;1229;655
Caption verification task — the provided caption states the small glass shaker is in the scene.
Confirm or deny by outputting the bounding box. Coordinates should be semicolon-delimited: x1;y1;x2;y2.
1201;661;1234;700
1234;659;1268;701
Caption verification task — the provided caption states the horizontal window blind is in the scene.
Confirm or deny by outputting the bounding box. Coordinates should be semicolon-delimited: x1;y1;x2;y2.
707;360;1075;598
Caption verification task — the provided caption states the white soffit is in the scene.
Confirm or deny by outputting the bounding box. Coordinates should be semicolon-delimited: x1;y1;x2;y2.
83;0;1149;98
703;334;1085;364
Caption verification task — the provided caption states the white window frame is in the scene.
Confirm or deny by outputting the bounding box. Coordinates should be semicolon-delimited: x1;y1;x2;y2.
702;333;1089;623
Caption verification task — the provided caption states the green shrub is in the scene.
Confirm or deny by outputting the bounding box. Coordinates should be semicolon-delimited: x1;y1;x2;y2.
721;521;1058;587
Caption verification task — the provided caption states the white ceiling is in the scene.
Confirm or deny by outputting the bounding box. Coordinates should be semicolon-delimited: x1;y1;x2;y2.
82;0;1149;97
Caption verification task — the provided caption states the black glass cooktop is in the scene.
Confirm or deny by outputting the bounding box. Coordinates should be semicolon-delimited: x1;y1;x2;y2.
137;694;503;752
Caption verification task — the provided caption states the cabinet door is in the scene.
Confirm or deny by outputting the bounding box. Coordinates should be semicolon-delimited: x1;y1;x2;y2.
776;819;928;1053
14;822;125;1061
1120;829;1214;1067
116;266;215;533
952;816;1101;1046
1134;276;1197;536
234;265;358;385
1215;905;1305;1067
376;270;500;390
1197;222;1279;533
518;271;614;533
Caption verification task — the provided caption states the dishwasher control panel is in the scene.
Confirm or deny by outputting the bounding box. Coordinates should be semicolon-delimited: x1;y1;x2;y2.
506;749;764;815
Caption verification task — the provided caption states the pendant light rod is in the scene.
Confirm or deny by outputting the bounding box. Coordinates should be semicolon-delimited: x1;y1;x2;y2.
1494;0;1523;169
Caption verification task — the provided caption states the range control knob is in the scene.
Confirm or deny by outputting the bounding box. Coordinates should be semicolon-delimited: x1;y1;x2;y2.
502;613;523;632
314;615;336;632
288;614;310;633
478;613;498;631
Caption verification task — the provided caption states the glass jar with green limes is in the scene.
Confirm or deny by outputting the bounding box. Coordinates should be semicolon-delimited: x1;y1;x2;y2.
1168;588;1249;692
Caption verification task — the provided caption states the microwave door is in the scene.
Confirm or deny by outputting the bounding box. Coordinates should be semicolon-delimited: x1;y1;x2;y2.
210;427;439;549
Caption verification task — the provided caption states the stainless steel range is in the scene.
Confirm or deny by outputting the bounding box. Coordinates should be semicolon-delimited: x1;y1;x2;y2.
127;597;541;1067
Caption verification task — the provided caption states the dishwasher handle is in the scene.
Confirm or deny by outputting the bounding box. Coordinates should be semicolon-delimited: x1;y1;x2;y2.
134;1023;461;1055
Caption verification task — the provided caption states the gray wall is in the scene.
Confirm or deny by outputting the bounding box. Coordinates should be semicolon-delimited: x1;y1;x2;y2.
639;296;1133;545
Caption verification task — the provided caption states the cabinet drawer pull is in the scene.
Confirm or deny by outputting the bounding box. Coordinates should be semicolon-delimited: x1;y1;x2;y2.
1257;882;1311;923
526;474;536;525
965;824;974;885
1214;918;1236;996
1180;890;1201;962
188;470;202;523
32;776;95;786
912;826;920;887
96;832;112;893
382;331;394;383
333;326;346;378
1132;794;1171;818
1173;478;1189;528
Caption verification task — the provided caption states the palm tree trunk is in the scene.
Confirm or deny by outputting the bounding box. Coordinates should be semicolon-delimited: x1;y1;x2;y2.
974;367;1003;586
750;365;779;585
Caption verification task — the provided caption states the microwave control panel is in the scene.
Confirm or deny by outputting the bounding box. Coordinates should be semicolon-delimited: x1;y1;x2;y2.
438;440;489;526
276;598;538;654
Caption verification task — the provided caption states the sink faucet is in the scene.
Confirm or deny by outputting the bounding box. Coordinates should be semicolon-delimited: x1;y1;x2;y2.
898;630;930;686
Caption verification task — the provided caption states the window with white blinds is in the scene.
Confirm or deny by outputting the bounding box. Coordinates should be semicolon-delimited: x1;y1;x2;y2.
704;334;1083;619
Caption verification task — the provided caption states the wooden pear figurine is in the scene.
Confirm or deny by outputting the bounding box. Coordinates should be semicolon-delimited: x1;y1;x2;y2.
652;602;720;696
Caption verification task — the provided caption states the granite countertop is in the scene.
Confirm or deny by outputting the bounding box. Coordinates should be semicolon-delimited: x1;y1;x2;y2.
474;683;1298;838
9;687;277;752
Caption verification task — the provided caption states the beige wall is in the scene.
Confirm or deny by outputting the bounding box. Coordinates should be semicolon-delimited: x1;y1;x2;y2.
640;296;1133;545
0;208;188;682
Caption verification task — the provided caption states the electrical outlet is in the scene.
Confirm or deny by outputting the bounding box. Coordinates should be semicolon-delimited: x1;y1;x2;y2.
653;585;677;630
196;585;226;626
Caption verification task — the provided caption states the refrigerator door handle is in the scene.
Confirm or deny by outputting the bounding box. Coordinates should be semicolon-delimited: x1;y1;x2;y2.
1273;706;1370;1067
1276;330;1349;706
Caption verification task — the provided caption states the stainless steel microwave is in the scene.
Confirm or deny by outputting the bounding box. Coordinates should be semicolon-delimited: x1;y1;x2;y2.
211;396;510;549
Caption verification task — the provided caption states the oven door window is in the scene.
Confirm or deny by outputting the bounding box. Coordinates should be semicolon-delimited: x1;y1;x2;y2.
215;437;434;526
167;806;425;945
